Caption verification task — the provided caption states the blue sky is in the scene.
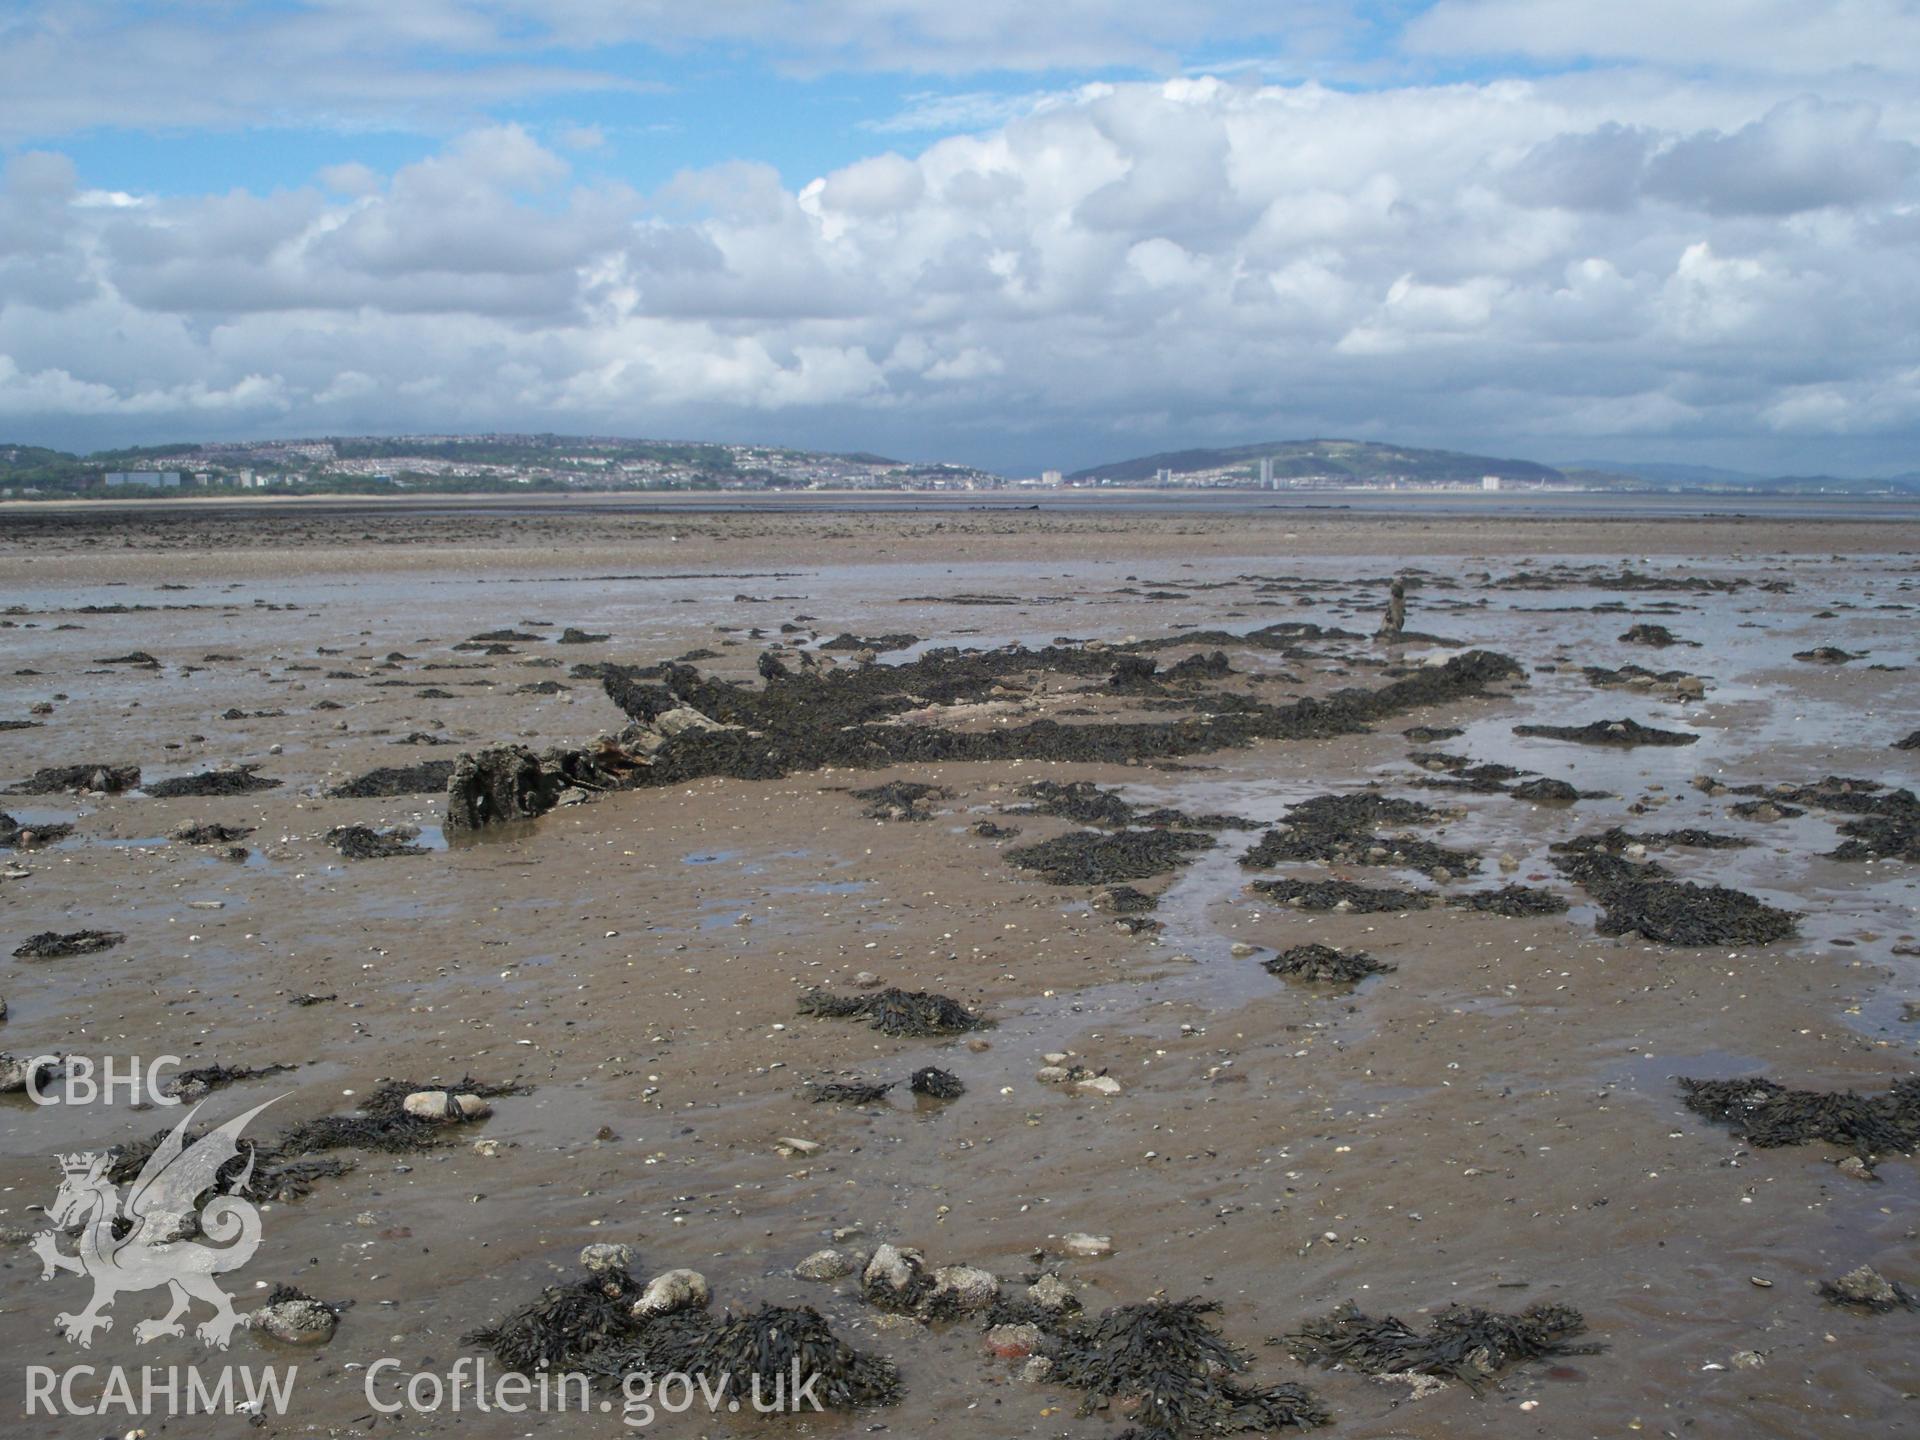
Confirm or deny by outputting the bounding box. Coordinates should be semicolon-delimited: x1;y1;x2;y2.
3;2;1918;474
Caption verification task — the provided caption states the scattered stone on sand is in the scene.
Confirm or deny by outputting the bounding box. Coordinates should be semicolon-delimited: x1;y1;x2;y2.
1061;1233;1114;1258
172;821;254;846
13;929;124;959
798;987;985;1037
325;824;428;859
849;780;952;821
0;1052;61;1093
1263;943;1395;984
1513;717;1698;747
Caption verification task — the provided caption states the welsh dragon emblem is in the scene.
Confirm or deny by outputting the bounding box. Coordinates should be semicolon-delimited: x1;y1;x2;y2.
32;1096;282;1348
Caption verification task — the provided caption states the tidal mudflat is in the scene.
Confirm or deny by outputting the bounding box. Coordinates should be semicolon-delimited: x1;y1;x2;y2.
1;501;1915;1437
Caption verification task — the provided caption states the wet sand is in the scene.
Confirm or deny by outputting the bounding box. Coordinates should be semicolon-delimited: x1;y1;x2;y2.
1;503;1916;1437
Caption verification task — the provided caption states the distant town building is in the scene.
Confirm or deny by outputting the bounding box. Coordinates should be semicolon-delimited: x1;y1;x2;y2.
1258;457;1275;488
1041;469;1063;486
1155;467;1173;484
105;471;182;488
1481;475;1502;491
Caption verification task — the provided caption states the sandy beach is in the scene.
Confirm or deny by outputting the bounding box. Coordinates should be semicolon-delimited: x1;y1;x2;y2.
1;501;1915;1437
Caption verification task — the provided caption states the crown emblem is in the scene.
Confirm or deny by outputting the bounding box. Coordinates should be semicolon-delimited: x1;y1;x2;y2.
57;1152;100;1175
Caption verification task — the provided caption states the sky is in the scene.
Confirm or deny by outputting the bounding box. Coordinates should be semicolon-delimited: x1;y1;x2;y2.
2;2;1919;476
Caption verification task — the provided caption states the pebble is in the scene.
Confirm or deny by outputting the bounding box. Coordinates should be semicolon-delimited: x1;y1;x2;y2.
986;1322;1044;1359
253;1298;336;1345
1062;1233;1113;1258
633;1269;709;1316
795;1248;862;1281
1076;1075;1122;1096
931;1265;1000;1311
579;1243;636;1273
1026;1274;1075;1310
401;1091;492;1121
774;1137;822;1158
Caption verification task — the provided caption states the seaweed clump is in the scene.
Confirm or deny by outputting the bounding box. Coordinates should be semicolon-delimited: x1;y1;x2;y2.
1549;835;1797;946
1006;829;1215;885
807;1078;895;1104
630;1302;903;1410
145;766;282;797
1248;877;1432;913
910;1066;965;1099
1280;1301;1596;1389
1011;779;1255;831
798;987;985;1037
1240;792;1478;879
1447;885;1570;918
1677;1076;1920;1159
1513;718;1697;747
1050;1298;1329;1439
468;1269;646;1372
1263;944;1394;984
14;929;124;959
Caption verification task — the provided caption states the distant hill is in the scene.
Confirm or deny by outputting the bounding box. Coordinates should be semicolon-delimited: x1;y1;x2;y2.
1563;458;1920;495
1068;439;1566;485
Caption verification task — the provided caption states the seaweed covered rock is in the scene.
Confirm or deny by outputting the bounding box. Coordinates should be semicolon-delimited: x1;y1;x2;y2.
1513;717;1697;746
14;929;124;960
1051;1298;1329;1439
1006;829;1215;885
1092;884;1160;914
798;987;985;1037
1818;1266;1918;1313
1896;730;1920;751
1263;944;1394;984
1012;779;1255;831
325;824;427;859
0;811;74;847
1280;1301;1596;1389
1620;623;1690;647
1510;777;1582;803
8;762;140;795
849;780;952;821
1678;1076;1920;1159
1794;646;1863;664
173;821;253;845
328;761;456;798
1249;876;1432;912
